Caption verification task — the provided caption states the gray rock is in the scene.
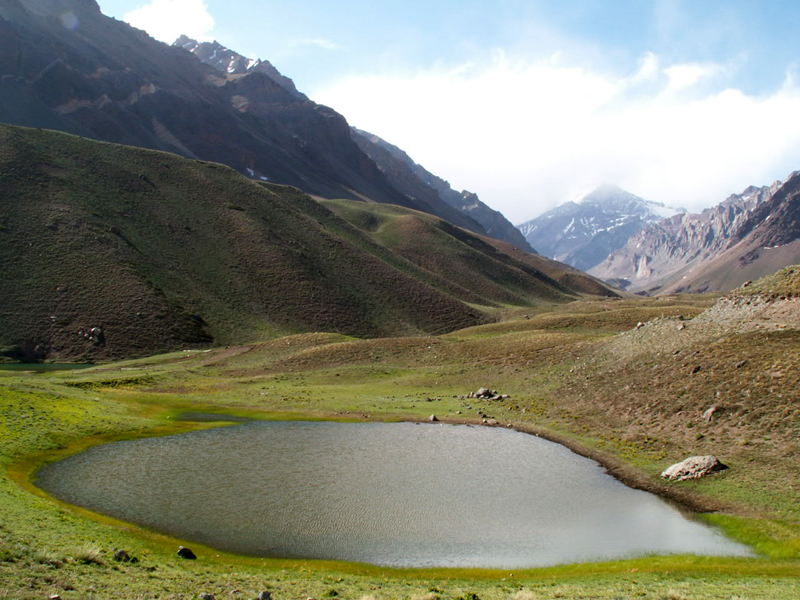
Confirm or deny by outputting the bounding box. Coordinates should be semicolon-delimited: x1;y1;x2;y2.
702;406;718;423
661;455;728;481
200;595;215;600
429;415;438;422
257;592;272;600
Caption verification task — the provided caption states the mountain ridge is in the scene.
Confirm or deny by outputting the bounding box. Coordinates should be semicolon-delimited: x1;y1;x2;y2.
0;0;543;250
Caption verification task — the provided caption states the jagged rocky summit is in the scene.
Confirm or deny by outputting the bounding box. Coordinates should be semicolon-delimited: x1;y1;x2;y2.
173;36;306;99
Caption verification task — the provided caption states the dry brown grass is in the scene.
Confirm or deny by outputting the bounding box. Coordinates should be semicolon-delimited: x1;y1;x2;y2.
547;293;800;515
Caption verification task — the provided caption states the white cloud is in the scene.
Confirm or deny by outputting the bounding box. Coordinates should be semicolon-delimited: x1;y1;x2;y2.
124;0;215;44
313;52;800;223
664;62;721;93
292;38;341;52
630;52;660;85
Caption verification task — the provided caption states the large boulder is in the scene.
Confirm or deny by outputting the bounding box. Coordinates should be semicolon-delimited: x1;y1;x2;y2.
661;456;728;481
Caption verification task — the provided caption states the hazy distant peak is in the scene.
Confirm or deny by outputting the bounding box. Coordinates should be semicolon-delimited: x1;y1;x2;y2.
516;184;683;271
577;183;631;203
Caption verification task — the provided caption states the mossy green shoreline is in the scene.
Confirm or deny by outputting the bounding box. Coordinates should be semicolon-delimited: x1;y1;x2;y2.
2;294;800;599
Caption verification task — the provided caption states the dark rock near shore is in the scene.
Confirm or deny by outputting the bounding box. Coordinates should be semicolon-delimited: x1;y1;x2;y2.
177;546;197;559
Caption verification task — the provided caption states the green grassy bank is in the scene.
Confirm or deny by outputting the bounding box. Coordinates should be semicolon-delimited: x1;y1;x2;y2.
1;294;799;599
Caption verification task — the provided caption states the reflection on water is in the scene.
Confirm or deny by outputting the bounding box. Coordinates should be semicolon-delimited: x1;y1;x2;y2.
35;421;751;568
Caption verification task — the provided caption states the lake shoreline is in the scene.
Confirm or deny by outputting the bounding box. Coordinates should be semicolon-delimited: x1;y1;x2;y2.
33;416;748;569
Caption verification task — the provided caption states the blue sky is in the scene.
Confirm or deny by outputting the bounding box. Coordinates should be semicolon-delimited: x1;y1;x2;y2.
97;0;800;222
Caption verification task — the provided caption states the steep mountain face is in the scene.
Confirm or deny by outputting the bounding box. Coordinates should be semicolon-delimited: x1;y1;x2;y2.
173;35;306;99
0;0;438;210
517;185;678;271
730;174;800;247
590;182;781;292
652;172;800;294
0;124;598;361
351;128;536;252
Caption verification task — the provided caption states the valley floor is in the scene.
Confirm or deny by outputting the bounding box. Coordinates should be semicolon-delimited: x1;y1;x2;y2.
1;286;799;599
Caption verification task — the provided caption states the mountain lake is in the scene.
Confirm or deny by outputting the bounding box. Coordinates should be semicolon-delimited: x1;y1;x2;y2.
35;420;752;568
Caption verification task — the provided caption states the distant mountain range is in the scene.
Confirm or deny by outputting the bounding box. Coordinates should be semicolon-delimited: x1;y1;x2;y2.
590;174;800;293
516;185;682;272
516;177;800;295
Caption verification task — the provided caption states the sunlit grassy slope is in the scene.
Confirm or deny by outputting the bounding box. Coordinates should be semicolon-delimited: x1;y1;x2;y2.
0;123;614;363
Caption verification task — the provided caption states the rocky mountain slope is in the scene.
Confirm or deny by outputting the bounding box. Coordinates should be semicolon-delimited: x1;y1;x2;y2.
590;175;798;294
351;128;536;252
0;124;613;362
516;185;679;271
0;0;475;226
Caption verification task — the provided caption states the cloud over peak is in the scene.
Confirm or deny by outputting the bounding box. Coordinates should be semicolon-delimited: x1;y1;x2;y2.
314;50;800;223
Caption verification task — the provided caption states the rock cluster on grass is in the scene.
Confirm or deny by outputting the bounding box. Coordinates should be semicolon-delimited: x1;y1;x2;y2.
661;455;728;481
77;326;105;345
463;387;510;401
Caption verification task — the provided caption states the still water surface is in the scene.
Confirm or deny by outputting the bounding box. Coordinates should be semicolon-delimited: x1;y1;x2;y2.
36;421;751;568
